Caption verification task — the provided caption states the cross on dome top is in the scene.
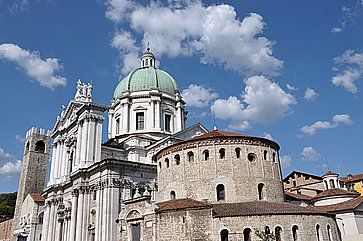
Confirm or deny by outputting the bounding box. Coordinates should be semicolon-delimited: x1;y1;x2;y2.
141;44;156;68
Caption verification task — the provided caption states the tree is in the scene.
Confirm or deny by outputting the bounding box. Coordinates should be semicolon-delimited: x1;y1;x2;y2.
255;228;276;241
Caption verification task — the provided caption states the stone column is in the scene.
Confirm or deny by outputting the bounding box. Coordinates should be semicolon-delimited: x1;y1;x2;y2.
75;189;84;241
82;190;90;241
151;100;155;128
55;218;62;241
75;121;83;166
53;143;59;180
155;100;161;131
95;188;101;241
86;120;95;163
41;201;51;241
49;145;57;184
123;102;130;132
80;119;89;167
101;187;108;241
69;190;78;241
108;112;113;139
47;201;56;241
94;120;103;162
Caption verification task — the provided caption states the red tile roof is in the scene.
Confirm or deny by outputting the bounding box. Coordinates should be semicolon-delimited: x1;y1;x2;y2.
312;189;360;200
156;198;211;213
212;201;329;217
29;193;45;203
191;130;251;140
285;192;313;201
341;173;363;183
314;196;363;212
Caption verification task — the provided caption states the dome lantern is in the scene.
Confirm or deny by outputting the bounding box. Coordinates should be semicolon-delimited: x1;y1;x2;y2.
141;45;156;68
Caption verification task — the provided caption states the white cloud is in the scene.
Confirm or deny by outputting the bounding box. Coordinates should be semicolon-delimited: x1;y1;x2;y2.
300;114;353;136
263;132;273;140
211;75;295;128
332;114;353;125
0;43;67;90
15;134;25;142
280;155;292;169
228;121;251;131
105;0;136;22
105;0;282;76
286;84;296;92
182;84;218;108
0;148;13;162
301;147;321;162
0;160;22;180
331;27;342;33
331;49;363;93
304;88;318;101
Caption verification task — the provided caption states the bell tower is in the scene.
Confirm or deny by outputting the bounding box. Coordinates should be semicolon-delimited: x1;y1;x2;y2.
12;127;51;237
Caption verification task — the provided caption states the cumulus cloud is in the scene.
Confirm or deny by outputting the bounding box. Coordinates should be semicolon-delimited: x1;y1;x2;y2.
280;155;292;169
211;75;295;130
105;0;282;76
228;121;251;131
0;160;22;180
0;43;67;90
0;148;13;162
331;50;363;93
286;84;296;92
304;88;318;101
182;84;218;108
301;147;321;162
300;114;353;136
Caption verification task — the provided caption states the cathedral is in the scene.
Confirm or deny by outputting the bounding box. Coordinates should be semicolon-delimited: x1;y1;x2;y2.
10;49;343;241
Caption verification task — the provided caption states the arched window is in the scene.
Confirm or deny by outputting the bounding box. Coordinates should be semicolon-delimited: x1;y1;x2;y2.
174;154;180;165
165;158;170;168
292;225;299;241
324;180;329;190
203;150;209;161
187;151;194;162
38;213;44;224
263;150;267;160
316;224;321;241
35;140;45;153
170;191;176;200
219;148;226;159
329;179;335;189
220;229;229;241
258;183;265;200
327;224;332;241
25;142;30;152
272;152;276;162
235;148;241;158
216;184;225;201
159;162;162;169
243;228;251;241
275;226;282;241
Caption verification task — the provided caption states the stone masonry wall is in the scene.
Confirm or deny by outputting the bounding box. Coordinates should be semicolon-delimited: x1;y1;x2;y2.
156;137;284;203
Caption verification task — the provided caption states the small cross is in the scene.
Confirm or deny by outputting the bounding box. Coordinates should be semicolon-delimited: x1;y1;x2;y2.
147;42;150;51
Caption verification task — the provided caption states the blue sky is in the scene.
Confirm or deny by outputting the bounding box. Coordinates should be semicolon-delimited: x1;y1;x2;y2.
0;0;363;193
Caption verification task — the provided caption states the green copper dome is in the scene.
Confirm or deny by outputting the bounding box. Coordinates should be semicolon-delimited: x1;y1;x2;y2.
113;67;179;98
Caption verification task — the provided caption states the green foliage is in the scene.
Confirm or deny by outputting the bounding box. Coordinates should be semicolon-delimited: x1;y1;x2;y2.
0;192;17;221
255;228;276;241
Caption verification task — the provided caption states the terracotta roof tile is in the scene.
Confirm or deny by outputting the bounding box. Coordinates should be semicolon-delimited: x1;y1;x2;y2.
313;196;363;212
341;173;363;183
191;130;251;140
285;192;313;201
212;201;329;217
29;193;45;203
156;198;211;213
312;189;360;200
